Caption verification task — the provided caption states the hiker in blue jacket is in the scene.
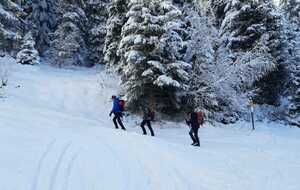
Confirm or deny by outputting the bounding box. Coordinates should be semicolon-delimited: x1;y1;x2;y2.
109;95;126;130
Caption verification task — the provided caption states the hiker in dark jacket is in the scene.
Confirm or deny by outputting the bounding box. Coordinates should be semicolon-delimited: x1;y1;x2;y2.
109;95;126;130
186;112;200;146
140;106;155;136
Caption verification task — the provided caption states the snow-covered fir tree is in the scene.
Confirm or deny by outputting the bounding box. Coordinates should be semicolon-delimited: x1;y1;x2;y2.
280;0;300;126
16;32;40;65
104;0;129;68
46;2;89;66
280;0;300;25
0;0;24;54
85;0;110;64
181;4;221;121
30;0;58;54
188;0;287;123
117;0;191;113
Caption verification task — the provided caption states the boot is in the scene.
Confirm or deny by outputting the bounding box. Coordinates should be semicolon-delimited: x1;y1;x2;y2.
193;143;200;147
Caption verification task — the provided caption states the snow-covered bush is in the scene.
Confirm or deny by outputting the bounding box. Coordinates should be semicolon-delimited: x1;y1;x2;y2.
16;32;40;65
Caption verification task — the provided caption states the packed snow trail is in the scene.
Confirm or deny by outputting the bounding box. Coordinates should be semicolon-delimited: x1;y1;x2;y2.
0;62;300;190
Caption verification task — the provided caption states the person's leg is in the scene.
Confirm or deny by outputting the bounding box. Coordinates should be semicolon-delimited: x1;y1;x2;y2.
140;120;147;135
189;128;196;144
116;113;126;130
193;127;200;146
146;120;155;136
113;114;119;129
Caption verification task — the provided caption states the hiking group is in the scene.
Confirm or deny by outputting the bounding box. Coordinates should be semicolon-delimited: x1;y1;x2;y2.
109;95;205;147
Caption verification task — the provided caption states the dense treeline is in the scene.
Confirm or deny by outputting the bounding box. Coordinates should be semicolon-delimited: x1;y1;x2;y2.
0;0;299;126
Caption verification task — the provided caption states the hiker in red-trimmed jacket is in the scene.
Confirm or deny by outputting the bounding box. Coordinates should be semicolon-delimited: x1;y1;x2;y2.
186;111;202;147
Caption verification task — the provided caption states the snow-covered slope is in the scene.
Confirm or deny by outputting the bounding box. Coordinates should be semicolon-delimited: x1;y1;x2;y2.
0;60;300;190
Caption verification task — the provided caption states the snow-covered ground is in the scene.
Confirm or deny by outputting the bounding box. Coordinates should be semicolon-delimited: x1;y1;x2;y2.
0;60;300;190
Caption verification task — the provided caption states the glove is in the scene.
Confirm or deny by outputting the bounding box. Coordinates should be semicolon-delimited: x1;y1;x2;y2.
109;112;112;117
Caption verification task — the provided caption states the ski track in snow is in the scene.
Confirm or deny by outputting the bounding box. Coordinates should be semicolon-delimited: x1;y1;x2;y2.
48;142;72;190
0;63;299;190
62;150;79;190
137;139;188;190
31;140;56;190
100;136;131;190
30;140;74;190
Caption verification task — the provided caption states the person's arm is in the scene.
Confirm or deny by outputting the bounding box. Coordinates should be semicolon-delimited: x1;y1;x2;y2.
109;104;113;116
185;119;191;126
109;105;113;116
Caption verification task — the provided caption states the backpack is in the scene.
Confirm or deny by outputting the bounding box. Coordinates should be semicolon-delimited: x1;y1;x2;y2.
149;111;155;121
197;112;204;125
119;100;125;112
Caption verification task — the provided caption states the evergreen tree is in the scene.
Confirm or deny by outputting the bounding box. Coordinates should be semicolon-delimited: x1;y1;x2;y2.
280;0;300;127
118;0;191;113
0;0;24;54
104;0;128;68
190;0;287;123
85;0;110;64
280;0;300;25
46;2;89;66
182;5;221;121
30;0;58;54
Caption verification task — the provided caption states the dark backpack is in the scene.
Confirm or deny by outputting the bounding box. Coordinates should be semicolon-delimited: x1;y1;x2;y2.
149;111;155;121
197;112;204;125
119;100;125;112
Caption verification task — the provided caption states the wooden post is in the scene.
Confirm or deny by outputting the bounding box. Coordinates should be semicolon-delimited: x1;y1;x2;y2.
251;110;255;130
249;100;255;130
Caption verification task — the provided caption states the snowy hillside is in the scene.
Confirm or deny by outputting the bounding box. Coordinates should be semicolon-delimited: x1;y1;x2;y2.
0;60;299;190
